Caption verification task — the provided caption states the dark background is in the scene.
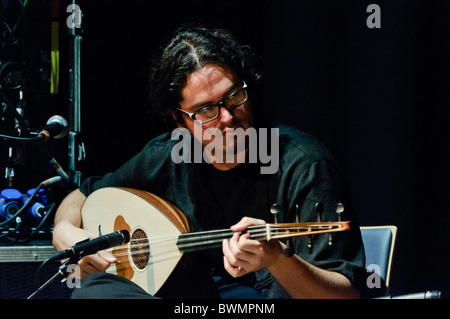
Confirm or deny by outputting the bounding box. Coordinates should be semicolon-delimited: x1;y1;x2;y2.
1;0;449;298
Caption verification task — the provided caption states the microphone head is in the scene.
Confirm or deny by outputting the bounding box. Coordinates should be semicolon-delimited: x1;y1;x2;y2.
45;115;68;139
118;229;131;244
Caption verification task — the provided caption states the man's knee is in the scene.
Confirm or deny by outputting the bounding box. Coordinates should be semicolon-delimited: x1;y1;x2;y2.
71;272;155;299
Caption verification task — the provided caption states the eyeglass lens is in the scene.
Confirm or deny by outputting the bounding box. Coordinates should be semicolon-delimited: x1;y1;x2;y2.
195;88;247;123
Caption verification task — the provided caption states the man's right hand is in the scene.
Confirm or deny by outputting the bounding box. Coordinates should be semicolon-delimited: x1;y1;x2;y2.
53;220;117;279
52;189;117;279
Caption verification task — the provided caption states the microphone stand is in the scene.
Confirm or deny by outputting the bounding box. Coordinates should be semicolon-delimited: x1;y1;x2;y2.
26;239;89;299
27;259;72;299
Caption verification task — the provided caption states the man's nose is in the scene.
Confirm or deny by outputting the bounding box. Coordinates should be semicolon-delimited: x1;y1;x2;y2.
218;105;234;123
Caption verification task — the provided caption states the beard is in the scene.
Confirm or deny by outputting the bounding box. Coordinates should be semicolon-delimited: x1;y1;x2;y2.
202;127;252;165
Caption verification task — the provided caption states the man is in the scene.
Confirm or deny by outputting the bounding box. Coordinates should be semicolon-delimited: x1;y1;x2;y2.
52;26;367;299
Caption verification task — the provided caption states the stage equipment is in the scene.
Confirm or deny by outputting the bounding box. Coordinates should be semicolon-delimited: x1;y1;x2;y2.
37;115;69;141
28;229;130;299
67;1;85;187
0;188;22;222
0;176;62;243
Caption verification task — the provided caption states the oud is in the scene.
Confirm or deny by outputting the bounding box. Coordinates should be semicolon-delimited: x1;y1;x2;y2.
81;187;350;295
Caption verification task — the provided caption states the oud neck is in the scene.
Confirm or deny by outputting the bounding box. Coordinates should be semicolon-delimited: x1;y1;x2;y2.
176;222;350;254
177;226;267;253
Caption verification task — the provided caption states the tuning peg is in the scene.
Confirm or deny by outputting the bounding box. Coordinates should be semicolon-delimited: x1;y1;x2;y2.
336;203;344;222
307;235;313;254
283;204;296;257
328;233;333;247
327;203;345;247
283;240;295;257
315;202;323;222
270;203;281;224
270;204;295;257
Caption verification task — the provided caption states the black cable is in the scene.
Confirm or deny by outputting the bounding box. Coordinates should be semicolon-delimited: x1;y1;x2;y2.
0;133;39;141
33;253;54;290
6;202;56;244
0;215;22;239
0;90;29;134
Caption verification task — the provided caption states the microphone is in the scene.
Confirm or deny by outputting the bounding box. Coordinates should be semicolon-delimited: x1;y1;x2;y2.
378;291;441;299
37;115;68;141
50;230;130;261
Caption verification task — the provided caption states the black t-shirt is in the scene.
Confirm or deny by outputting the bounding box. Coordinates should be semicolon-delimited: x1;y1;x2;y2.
79;123;368;298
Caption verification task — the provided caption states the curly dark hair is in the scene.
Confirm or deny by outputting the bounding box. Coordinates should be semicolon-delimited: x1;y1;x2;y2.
147;26;262;124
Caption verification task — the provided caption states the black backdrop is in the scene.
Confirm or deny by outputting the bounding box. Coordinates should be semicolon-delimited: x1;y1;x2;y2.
2;0;449;298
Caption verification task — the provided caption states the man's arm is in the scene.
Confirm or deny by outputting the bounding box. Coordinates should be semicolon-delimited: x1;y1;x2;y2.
222;217;360;299
265;249;360;299
52;189;117;278
53;189;85;240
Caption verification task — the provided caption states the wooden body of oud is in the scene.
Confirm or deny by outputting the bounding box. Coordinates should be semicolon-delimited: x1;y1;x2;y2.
81;187;190;295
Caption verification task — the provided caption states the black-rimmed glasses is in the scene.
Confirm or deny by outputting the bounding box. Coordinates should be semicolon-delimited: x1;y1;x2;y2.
177;82;248;124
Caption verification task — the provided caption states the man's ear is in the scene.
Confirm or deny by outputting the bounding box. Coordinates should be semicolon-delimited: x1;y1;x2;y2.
167;109;186;128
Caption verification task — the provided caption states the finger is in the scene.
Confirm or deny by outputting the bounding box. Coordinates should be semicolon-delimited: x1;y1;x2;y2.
230;217;266;232
222;237;249;270
223;256;246;278
228;232;242;252
68;258;98;280
78;262;100;279
222;238;239;267
90;254;113;271
231;232;255;255
237;235;264;254
227;233;253;260
79;252;114;274
98;250;117;263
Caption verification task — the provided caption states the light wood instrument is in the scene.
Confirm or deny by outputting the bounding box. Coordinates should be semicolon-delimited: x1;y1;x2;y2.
81;187;350;295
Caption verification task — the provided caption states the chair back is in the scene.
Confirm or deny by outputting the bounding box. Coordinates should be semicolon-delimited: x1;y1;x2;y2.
360;225;398;296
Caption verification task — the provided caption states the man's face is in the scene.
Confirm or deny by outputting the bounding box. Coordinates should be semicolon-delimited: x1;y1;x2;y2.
178;64;254;170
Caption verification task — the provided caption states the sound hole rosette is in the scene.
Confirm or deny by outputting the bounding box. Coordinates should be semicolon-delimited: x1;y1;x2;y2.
130;227;150;271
